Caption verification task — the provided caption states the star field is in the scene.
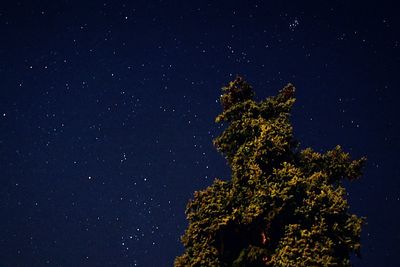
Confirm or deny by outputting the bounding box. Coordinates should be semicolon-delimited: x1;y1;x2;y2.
1;1;399;266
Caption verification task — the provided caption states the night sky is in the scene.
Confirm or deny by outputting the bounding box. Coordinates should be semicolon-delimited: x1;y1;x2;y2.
1;1;399;266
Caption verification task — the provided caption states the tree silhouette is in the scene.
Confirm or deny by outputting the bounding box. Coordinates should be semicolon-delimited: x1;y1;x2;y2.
175;77;366;267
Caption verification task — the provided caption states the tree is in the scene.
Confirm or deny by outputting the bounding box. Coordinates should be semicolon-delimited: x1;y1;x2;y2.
175;77;366;267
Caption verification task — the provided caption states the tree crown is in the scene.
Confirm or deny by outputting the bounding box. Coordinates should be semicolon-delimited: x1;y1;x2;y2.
175;77;366;267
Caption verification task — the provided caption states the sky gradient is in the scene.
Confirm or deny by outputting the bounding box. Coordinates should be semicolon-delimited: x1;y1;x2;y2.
1;1;399;266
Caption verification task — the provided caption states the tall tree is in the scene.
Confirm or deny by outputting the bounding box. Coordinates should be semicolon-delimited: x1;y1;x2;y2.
175;77;366;267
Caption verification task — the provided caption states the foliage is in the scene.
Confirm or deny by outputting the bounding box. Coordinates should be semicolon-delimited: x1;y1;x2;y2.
175;77;366;266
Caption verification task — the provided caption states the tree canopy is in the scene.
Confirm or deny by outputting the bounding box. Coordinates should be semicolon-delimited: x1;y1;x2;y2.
175;77;366;267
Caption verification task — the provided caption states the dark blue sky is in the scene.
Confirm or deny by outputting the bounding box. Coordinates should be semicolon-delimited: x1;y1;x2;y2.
1;1;399;266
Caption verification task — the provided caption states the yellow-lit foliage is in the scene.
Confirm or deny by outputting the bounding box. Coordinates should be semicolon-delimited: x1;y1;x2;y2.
175;77;366;267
